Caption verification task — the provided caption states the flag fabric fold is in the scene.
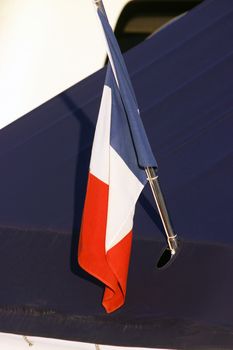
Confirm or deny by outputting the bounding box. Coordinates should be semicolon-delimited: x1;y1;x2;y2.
78;3;156;313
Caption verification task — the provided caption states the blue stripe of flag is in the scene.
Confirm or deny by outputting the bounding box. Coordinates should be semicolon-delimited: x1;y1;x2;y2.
106;66;147;184
97;8;157;169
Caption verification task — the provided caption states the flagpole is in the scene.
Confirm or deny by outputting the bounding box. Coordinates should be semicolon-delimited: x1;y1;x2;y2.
93;0;179;267
145;167;179;257
93;0;106;15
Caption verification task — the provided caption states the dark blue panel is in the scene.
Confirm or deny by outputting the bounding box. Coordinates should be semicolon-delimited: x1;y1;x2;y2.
0;0;232;348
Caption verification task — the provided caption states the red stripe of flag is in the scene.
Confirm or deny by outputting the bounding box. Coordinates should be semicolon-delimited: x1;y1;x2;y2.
78;173;132;313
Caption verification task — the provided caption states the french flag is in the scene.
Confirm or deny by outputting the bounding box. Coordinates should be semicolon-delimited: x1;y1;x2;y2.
78;4;157;313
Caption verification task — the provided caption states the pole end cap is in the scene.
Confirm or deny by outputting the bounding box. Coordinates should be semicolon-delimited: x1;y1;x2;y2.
157;238;180;269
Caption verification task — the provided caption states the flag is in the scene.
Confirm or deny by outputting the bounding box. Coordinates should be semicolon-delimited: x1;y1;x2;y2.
78;3;157;313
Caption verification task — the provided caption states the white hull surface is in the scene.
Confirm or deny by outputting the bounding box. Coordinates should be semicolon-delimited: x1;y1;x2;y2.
0;0;128;130
0;332;171;350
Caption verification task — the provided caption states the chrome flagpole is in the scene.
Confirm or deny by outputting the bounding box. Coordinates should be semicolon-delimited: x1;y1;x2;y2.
145;167;179;267
93;0;179;268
